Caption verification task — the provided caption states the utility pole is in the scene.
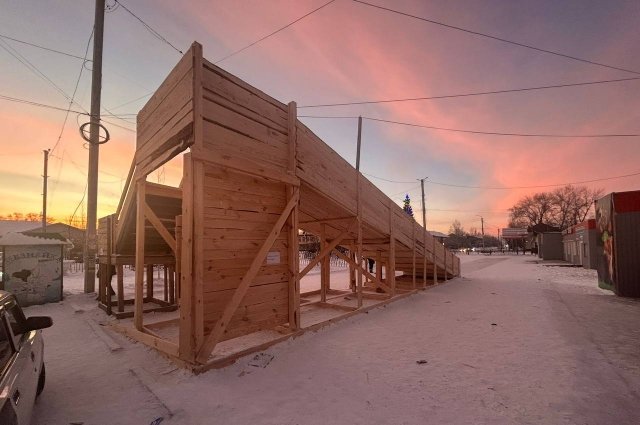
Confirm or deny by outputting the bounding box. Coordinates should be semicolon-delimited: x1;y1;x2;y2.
42;149;50;232
420;178;426;230
420;177;427;287
355;116;363;307
84;0;105;293
480;216;485;249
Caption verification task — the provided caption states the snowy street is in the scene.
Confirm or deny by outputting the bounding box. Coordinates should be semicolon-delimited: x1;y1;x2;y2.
29;255;640;424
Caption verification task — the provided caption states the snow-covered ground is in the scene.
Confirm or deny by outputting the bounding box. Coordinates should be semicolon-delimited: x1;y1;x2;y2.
28;255;640;424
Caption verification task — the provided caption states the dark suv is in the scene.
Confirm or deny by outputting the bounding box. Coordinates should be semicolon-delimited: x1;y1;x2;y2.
0;291;52;425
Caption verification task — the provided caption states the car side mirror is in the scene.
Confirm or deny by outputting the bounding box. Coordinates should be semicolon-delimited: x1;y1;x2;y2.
25;316;53;332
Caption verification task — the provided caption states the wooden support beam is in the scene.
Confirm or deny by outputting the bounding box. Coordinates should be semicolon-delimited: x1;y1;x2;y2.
388;207;396;296
320;224;328;303
106;215;113;316
333;250;392;294
146;264;154;300
376;250;382;282
193;159;205;353
134;180;146;331
287;101;300;331
116;161;135;218
298;221;355;279
196;190;299;363
143;201;177;253
168;265;175;305
299;215;356;225
444;250;448;281
179;155;194;361
117;264;124;313
163;266;169;302
433;237;437;285
412;223;416;290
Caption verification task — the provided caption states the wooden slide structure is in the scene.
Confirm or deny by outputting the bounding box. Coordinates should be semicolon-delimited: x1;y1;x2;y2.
99;42;460;371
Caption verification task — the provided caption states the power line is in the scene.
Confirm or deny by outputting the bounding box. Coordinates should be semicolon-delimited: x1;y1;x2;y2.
426;171;640;190
0;38;83;105
114;0;183;54
363;172;415;184
351;0;640;76
297;76;640;109
51;30;94;155
363;116;638;138
107;91;153;111
0;94;86;114
0;34;91;61
214;0;337;64
364;170;640;190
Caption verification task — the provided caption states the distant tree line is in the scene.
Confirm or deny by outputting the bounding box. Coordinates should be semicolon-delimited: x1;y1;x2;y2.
0;212;54;223
446;219;501;249
508;185;602;231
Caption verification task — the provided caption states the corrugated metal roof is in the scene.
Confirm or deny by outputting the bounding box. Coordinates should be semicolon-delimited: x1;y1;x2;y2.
0;231;72;246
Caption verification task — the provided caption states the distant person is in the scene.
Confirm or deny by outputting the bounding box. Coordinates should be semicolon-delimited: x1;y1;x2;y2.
367;258;375;273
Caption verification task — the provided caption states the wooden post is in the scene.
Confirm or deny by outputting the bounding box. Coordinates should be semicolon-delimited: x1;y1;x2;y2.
287;101;300;331
134;180;146;331
106;215;112;315
412;223;416;289
163;266;168;302
320;224;328;303
168;265;175;305
355;117;363;308
179;155;194;361
421;179;427;288
146;264;154;300
432;237;437;285
388;206;396;296
349;245;356;291
376;250;382;282
117;265;124;312
193;160;204;351
444;250;448;281
175;215;182;303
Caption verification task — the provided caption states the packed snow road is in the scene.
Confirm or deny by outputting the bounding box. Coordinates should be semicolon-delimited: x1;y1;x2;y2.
29;255;640;424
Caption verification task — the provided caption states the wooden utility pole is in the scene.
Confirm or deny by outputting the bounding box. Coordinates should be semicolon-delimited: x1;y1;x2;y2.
42;149;50;232
420;177;426;286
355;116;363;307
84;0;105;293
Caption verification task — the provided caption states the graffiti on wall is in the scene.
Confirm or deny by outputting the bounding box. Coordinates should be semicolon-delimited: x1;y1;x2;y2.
3;245;62;306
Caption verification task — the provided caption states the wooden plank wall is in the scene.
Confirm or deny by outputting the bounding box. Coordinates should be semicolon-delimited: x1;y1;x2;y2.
135;46;195;177
194;58;293;342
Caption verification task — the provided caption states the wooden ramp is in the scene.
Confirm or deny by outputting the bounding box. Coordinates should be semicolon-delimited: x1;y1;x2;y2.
101;42;460;369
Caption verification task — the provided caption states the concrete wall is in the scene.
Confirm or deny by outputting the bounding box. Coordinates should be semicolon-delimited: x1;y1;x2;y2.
1;244;63;306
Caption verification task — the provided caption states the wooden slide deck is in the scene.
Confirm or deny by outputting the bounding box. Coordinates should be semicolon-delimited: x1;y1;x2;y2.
101;42;460;369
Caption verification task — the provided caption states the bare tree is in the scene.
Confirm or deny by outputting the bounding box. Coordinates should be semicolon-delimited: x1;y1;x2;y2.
449;219;465;236
509;185;603;230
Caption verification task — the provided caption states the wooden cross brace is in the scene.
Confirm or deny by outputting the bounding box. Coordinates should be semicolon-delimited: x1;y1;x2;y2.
196;189;300;364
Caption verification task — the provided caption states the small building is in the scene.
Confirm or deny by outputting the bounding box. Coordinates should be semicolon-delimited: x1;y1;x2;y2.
28;222;85;260
429;231;448;244
537;232;563;260
595;190;640;297
0;231;72;306
562;219;597;269
528;223;560;254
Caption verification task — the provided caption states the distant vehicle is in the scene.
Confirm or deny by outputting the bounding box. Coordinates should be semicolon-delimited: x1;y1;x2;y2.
0;291;52;425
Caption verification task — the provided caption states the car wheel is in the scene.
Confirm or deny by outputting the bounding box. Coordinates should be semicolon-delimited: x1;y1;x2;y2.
36;364;46;397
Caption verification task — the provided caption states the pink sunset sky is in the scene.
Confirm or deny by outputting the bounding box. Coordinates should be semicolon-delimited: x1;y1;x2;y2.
1;0;639;235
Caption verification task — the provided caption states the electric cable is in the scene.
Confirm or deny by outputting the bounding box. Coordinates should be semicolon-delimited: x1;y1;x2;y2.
297;77;640;109
351;0;640;75
214;0;337;64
